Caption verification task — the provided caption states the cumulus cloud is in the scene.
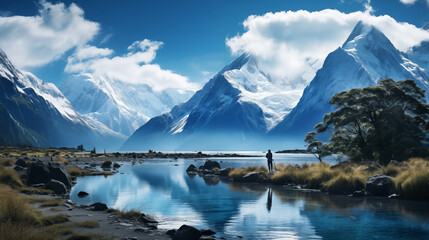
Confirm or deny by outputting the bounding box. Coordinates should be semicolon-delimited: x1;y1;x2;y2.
226;8;429;89
66;40;199;92
0;0;99;68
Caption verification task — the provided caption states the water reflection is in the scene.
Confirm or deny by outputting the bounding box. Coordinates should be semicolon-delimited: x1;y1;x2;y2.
70;158;429;239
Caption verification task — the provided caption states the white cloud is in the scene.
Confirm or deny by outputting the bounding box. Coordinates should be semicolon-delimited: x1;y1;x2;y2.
66;40;199;92
0;0;99;68
399;0;418;4
226;8;429;89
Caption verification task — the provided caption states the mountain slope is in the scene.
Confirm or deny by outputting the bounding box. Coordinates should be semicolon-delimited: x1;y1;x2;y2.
60;73;194;136
122;54;302;151
0;50;125;149
269;21;429;146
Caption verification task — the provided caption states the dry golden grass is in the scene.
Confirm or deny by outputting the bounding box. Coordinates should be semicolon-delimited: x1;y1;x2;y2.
21;187;54;195
0;158;14;166
229;166;268;178
40;214;69;226
54;157;70;165
39;198;63;207
394;162;429;200
0;221;54;240
0;167;23;188
113;209;142;220
321;172;366;194
0;185;41;225
68;167;90;176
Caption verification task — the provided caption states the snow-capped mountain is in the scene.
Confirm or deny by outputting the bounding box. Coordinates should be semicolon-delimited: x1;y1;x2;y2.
60;73;194;136
269;21;429;146
121;54;302;150
0;49;125;149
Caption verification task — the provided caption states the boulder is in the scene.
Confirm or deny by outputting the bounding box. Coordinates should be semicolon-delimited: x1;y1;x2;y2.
26;161;51;186
46;179;67;194
186;164;197;172
140;213;158;224
15;158;27;167
351;190;366;197
26;161;72;188
14;165;25;172
219;167;233;177
77;191;90;198
113;163;121;168
91;202;108;211
174;225;202;240
364;162;382;172
47;162;72;187
203;160;220;170
365;174;394;196
166;229;177;237
200;229;216;236
239;172;262;182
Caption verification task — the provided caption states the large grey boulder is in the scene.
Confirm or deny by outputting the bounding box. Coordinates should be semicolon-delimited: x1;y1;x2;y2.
15;158;27;167
26;161;72;188
203;160;220;170
186;164;197;172
46;179;67;194
365;174;394;196
173;225;202;240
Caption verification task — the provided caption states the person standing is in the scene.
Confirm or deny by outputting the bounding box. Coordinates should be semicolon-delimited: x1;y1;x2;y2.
266;149;273;172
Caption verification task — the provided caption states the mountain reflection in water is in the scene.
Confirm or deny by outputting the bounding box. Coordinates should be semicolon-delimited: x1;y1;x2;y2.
70;158;429;239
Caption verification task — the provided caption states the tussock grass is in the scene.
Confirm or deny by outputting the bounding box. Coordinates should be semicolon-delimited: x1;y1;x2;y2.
68;167;90;176
39;198;63;207
322;173;366;194
0;185;41;225
0;167;23;188
0;221;54;240
395;168;429;200
113;209;142;220
40;214;69;226
0;158;14;166
74;220;99;228
21;187;54;195
229;166;268;178
54;157;69;165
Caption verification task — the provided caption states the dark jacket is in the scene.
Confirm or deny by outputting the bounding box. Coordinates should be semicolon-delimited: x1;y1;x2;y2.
266;152;273;161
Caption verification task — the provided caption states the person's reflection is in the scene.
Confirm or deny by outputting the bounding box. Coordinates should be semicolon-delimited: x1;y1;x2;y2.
266;188;273;212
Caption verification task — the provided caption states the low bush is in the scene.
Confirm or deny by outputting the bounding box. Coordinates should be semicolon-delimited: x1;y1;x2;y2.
101;160;112;168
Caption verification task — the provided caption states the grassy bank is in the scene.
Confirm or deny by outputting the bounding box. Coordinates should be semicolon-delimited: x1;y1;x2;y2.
228;158;429;199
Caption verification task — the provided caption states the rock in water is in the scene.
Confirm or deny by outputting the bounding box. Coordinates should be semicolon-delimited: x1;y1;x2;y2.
46;179;67;194
203;160;220;170
140;213;158;224
365;174;394;196
186;164;197;172
219;167;233;176
174;225;202;240
77;191;90;198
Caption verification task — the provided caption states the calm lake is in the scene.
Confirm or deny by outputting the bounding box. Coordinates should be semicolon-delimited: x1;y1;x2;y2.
70;153;429;239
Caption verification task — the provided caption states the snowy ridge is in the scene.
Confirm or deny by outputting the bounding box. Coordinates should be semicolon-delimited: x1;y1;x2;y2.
0;49;125;149
270;21;429;147
60;73;194;136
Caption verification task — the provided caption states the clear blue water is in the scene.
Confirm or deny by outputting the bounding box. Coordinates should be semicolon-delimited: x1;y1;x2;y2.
70;154;429;239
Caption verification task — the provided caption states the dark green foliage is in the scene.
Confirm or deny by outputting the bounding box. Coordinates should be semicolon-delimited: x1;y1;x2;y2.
307;79;429;164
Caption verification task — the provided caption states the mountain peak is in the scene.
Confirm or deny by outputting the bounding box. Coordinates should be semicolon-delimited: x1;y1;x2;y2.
342;21;391;51
219;53;255;74
0;49;20;79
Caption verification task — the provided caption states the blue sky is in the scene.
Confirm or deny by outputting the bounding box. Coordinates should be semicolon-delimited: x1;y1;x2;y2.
0;0;428;88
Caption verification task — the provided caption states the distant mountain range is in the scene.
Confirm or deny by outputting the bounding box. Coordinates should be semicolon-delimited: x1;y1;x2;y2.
1;21;428;151
0;50;125;150
60;73;194;136
122;21;429;151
